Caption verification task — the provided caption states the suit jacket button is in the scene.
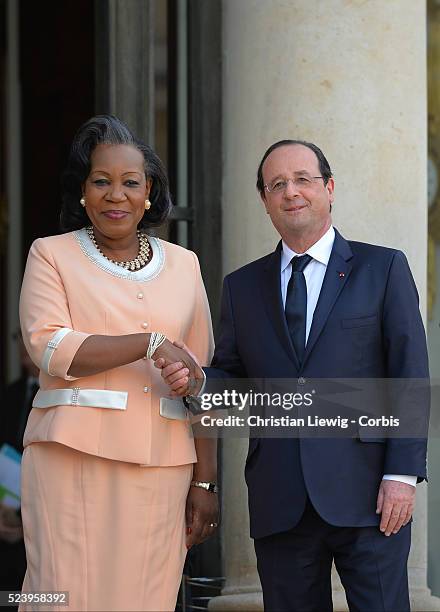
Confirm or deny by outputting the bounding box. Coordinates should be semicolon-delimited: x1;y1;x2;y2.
298;377;306;385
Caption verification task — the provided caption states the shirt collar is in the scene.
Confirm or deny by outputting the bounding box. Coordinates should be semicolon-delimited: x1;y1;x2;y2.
281;226;335;272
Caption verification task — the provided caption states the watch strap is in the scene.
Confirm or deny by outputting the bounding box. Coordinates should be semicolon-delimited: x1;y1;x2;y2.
191;480;219;494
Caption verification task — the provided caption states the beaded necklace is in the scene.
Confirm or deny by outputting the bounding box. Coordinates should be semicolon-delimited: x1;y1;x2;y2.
86;226;150;271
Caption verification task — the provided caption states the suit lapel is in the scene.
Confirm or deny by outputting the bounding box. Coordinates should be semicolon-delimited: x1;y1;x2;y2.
261;242;300;368
302;230;353;367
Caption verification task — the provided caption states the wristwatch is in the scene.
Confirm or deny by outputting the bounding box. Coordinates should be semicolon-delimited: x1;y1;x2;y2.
191;480;219;494
183;394;204;415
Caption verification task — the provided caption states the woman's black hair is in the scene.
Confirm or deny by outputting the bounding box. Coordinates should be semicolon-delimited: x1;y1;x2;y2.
256;139;333;196
60;115;172;232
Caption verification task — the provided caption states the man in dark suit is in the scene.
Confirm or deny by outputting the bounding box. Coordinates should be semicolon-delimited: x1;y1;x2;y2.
157;141;428;611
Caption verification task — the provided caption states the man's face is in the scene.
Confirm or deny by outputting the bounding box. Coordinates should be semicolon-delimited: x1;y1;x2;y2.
261;144;334;242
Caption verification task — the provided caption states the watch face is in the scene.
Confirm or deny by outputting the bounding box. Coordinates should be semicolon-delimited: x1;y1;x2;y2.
429;155;438;208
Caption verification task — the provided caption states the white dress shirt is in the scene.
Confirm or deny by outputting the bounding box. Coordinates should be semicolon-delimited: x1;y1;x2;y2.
281;226;416;488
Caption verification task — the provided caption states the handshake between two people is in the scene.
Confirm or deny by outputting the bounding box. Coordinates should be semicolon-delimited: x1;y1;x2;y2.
153;340;203;397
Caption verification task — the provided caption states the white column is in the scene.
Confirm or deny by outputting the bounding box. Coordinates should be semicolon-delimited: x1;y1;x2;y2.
210;1;439;610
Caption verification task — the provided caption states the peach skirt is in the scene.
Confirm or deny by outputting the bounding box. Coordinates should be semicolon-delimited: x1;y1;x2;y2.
20;442;192;611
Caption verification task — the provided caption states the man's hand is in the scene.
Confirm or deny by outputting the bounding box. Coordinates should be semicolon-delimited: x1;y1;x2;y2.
376;480;415;536
185;486;219;548
154;341;204;397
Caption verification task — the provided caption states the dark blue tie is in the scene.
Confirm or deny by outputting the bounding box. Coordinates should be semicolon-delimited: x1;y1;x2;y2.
285;254;312;364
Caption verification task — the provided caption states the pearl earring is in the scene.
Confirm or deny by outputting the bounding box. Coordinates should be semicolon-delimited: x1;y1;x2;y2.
145;199;151;210
80;197;86;207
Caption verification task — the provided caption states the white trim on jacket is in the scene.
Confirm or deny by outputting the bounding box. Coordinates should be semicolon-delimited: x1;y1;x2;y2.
41;327;73;375
74;229;165;282
33;388;128;410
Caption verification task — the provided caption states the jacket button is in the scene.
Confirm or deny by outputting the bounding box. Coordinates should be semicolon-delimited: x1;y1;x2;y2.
137;292;144;299
141;322;148;329
298;377;306;385
143;386;150;393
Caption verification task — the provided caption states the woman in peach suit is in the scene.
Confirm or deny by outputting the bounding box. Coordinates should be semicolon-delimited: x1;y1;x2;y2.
19;115;219;611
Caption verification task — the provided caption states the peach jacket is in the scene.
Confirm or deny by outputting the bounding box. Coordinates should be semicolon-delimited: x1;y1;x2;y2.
19;229;214;466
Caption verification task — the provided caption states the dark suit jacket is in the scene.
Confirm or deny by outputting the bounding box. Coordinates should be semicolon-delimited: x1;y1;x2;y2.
206;229;429;539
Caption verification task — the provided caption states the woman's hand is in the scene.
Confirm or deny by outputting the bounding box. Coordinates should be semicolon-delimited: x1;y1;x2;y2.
154;341;204;396
185;486;219;548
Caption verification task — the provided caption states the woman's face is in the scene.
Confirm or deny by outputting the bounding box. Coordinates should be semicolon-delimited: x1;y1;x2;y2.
83;143;151;240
